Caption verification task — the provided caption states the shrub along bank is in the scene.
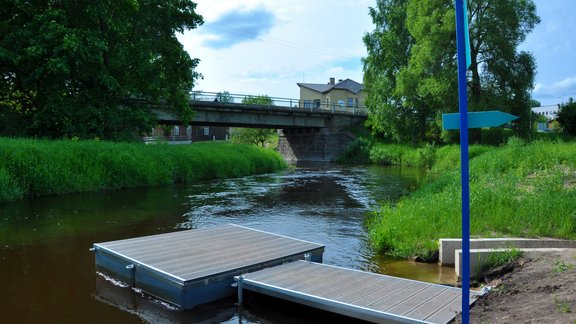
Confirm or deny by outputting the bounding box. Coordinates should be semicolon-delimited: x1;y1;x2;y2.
0;138;286;203
364;139;576;261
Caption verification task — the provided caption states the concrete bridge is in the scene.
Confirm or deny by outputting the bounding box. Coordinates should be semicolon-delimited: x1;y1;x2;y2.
154;92;368;163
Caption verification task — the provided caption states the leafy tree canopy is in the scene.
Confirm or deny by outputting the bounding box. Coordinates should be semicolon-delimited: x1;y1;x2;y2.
0;1;203;140
230;95;276;147
363;0;539;143
230;128;277;147
557;97;576;136
242;95;273;106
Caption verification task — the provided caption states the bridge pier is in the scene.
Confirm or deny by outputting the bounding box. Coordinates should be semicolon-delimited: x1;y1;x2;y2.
277;128;356;163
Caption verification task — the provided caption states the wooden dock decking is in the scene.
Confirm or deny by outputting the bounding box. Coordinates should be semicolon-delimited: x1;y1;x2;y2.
236;261;480;324
93;224;324;309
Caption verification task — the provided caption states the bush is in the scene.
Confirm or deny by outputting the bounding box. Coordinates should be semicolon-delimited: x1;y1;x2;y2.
339;137;372;164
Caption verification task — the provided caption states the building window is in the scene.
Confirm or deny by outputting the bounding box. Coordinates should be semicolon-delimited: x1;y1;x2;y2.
347;98;355;107
313;99;321;108
203;127;209;136
338;100;345;107
303;100;312;108
173;126;180;136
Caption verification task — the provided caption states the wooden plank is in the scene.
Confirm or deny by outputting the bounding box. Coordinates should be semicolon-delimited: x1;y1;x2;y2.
95;224;323;282
332;275;398;303
424;295;464;324
154;239;310;274
238;261;478;324
404;289;461;321
248;262;342;289
385;285;448;318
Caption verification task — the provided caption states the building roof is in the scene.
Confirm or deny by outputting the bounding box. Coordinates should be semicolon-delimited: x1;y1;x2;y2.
297;78;364;94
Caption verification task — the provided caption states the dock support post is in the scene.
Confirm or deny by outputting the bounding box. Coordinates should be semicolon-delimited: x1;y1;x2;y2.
234;276;244;305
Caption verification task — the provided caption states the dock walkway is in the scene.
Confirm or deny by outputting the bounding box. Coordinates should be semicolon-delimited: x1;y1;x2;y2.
93;224;324;309
236;260;480;324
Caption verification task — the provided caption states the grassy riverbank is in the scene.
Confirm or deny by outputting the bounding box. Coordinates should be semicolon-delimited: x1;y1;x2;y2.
0;138;286;203
366;139;576;260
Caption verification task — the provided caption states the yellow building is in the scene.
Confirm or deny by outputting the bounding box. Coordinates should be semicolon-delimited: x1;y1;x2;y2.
297;78;365;109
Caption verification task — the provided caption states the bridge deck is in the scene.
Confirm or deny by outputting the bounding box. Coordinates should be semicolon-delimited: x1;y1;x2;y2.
236;261;480;323
93;224;324;309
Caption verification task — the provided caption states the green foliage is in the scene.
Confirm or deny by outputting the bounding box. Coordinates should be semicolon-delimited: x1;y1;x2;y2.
230;128;278;147
368;140;576;259
0;1;203;140
216;91;234;103
230;95;278;147
339;138;373;164
553;260;575;273
369;144;436;169
479;248;523;273
557;98;576;136
242;95;274;105
554;296;572;314
363;0;540;143
0;138;286;202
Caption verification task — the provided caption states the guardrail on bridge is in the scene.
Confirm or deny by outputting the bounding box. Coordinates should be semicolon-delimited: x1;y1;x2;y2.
189;91;368;116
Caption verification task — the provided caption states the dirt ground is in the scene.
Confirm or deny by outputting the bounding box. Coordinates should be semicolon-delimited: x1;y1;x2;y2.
455;249;576;323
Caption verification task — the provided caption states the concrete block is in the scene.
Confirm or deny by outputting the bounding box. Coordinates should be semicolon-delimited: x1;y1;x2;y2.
440;238;576;266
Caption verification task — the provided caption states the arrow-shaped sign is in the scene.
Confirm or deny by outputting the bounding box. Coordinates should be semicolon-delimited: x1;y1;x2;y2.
442;110;518;130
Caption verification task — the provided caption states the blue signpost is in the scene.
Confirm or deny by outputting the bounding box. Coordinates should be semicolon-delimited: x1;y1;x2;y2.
454;1;471;323
449;3;520;322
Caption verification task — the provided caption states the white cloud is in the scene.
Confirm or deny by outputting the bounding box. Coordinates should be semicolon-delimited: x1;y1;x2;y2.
178;0;375;98
534;77;576;97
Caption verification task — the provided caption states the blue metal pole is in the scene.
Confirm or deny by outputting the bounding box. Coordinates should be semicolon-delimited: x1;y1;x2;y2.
454;0;470;323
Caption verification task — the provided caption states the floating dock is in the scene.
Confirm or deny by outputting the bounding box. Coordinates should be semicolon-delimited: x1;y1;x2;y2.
236;261;480;324
93;224;324;309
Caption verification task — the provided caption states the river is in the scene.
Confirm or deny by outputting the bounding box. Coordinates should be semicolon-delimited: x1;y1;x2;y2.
0;165;456;323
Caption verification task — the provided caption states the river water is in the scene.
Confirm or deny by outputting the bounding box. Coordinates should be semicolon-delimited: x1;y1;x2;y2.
0;165;456;323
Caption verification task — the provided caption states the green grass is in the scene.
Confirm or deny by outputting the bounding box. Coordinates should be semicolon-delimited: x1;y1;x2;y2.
367;138;576;260
554;296;572;313
0;137;286;202
478;248;523;274
554;260;575;273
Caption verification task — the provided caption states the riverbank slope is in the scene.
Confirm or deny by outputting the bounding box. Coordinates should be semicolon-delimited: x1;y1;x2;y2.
365;139;576;260
0;138;286;202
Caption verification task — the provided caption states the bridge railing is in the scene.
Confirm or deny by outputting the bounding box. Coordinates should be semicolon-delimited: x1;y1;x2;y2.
189;91;368;116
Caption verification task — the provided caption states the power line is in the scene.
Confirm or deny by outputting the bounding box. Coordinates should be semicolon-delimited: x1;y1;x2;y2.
203;22;364;59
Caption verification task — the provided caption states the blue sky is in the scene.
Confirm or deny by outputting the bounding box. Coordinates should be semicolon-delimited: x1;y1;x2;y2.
178;0;576;106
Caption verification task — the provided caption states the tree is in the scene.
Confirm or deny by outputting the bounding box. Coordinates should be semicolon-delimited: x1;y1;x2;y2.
230;95;276;147
363;0;539;143
242;95;273;106
230;128;277;147
362;0;416;143
215;91;234;103
557;98;576;136
0;1;203;140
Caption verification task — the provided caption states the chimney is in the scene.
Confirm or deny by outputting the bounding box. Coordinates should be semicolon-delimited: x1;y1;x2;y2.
329;77;335;85
338;79;343;83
